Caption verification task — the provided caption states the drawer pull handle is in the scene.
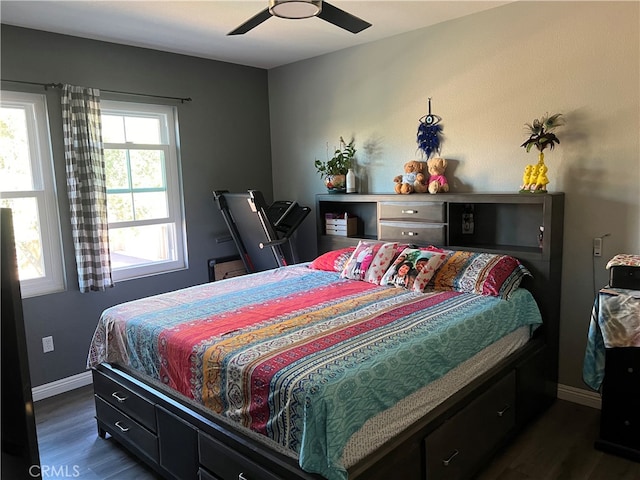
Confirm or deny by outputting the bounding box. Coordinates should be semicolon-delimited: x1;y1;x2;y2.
442;449;459;467
401;209;418;214
238;473;248;480
114;421;129;433
401;231;418;236
497;404;511;417
111;392;128;403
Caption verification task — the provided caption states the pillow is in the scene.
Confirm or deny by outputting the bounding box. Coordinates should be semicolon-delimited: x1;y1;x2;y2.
411;251;448;292
380;247;447;291
363;242;400;284
340;241;398;283
429;250;531;299
309;247;355;272
422;244;447;253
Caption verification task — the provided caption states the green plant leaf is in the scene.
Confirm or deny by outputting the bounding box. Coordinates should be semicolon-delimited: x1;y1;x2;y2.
315;136;356;177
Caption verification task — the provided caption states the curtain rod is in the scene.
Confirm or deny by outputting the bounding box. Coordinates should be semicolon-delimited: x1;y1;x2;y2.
1;79;192;103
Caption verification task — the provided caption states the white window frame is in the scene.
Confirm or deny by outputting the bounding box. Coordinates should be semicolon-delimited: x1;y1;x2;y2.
101;100;187;282
0;90;65;298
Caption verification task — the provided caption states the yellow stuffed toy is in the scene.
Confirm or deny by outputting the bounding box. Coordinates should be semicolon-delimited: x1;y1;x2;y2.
527;164;539;191
533;164;549;191
394;160;428;194
520;165;533;191
519;163;549;192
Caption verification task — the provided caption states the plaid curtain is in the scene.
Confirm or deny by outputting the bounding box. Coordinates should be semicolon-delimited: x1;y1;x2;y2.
61;84;113;292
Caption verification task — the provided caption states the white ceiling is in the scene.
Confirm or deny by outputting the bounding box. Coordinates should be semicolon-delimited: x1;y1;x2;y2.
0;1;510;69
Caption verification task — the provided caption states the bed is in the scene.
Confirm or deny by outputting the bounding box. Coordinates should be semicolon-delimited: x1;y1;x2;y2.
88;240;559;480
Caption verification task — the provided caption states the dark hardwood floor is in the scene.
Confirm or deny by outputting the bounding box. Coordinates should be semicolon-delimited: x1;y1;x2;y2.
34;386;640;479
476;401;640;480
35;385;161;480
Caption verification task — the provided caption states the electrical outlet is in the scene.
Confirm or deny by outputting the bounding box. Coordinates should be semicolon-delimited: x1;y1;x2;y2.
462;213;474;234
593;237;602;257
42;336;54;353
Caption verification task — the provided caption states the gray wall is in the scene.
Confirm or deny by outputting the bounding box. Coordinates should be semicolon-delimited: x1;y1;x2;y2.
267;1;640;392
1;25;273;386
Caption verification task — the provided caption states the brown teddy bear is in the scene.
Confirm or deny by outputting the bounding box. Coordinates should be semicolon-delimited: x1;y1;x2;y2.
426;157;449;194
394;160;428;194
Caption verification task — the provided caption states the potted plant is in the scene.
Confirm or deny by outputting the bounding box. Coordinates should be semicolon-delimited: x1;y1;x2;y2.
314;137;355;193
520;113;564;193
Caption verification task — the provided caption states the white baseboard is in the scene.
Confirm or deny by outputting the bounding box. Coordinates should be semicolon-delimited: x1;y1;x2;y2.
32;370;93;402
557;383;601;409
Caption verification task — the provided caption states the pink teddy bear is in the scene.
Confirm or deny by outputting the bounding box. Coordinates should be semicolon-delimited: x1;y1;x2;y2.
427;157;449;194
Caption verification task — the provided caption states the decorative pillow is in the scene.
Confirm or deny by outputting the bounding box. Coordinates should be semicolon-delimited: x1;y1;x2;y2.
429;250;531;299
340;241;398;283
309;247;355;272
380;247;447;291
411;251;448;292
422;244;447;253
363;242;400;284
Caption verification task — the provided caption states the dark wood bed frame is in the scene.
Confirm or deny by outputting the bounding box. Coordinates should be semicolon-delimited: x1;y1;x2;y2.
92;193;564;480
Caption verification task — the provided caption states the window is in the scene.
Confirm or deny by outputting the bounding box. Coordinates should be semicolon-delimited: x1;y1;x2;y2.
101;101;186;281
0;91;65;297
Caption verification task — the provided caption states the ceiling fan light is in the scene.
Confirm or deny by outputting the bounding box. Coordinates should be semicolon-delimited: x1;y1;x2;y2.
269;0;322;19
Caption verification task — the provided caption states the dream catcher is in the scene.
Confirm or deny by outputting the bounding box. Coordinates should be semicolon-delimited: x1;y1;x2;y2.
417;98;443;159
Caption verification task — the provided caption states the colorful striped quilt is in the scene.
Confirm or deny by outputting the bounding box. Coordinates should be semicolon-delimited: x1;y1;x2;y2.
88;264;542;480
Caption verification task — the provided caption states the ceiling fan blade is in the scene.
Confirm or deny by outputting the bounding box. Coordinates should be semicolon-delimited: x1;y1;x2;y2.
317;2;372;34
228;8;272;35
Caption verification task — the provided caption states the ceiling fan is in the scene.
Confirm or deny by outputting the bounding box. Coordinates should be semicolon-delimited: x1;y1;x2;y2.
228;0;372;36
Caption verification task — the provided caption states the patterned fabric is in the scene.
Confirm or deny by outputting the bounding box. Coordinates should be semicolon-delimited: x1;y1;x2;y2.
87;265;541;480
309;247;355;272
362;242;400;284
429;250;530;299
61;84;112;292
340;241;398;284
583;288;640;390
412;252;448;292
606;253;640;269
380;247;446;292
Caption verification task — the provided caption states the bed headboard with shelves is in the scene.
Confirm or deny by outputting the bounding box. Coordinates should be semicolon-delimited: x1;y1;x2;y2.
316;192;564;398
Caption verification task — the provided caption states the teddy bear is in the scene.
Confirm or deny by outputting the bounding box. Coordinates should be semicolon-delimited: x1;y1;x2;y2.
426;157;449;194
393;160;428;194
